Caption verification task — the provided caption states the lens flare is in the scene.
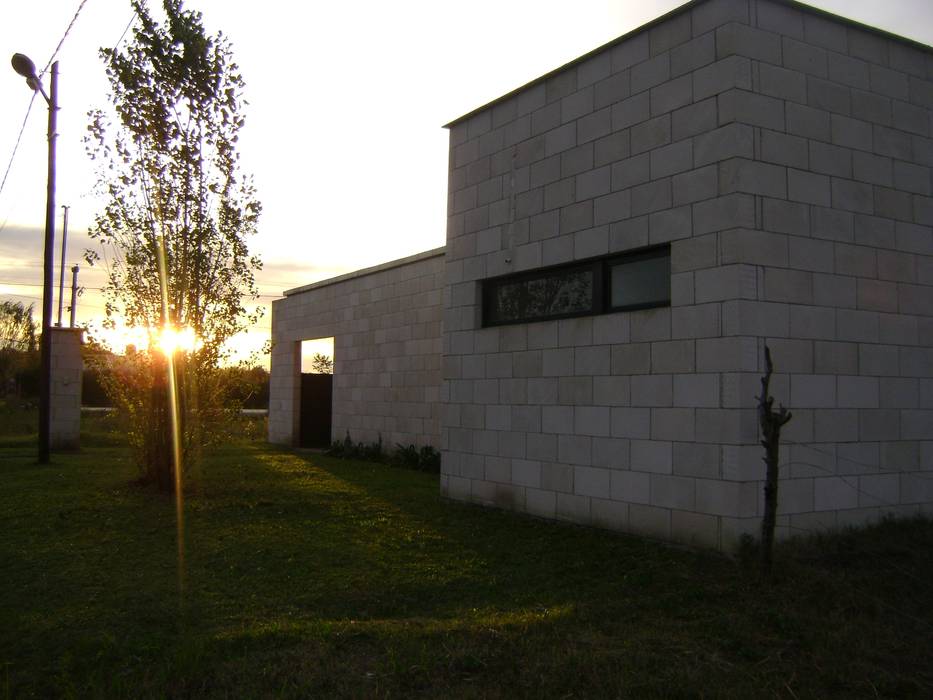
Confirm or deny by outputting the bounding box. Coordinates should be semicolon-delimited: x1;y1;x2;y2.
155;325;198;356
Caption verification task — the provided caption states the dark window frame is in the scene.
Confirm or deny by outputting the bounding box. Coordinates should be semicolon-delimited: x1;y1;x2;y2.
481;244;670;328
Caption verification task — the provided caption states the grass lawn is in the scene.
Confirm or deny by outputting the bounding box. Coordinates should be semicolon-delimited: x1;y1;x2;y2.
1;431;932;698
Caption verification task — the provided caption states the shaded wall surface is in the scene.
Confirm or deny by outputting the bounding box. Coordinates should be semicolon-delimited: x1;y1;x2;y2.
440;0;933;550
50;328;83;449
269;249;445;449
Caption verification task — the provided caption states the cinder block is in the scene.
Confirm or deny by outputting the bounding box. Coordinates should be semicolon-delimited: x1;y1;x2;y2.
611;469;650;504
696;478;757;517
758;62;808;104
525;488;557;518
561;87;595;124
809;141;852;178
593;314;631;345
631;115;672;156
694;263;757;303
631;439;673;473
542;461;574;492
673;34;715;81
631;307;672;342
674;374;720;408
719;158;787;198
808;77;851;116
694;55;752;102
760;130;808;169
814;476;859;511
782;36;827;77
880;377;920;409
789;236;834;272
720;228;789;266
651;407;696;441
556;493;591;522
628;504;672;539
718;89;785;131
591;498;629;530
787;169;831;206
857;279;898;313
611;343;651;375
668;304;721;340
651;141;693;180
673;441;721;478
695;123;754;168
832;178;874;214
870;64;910;102
593;376;632;406
695;408;757;443
786;102;831;141
697;336;758;372
776;477;814;515
672;165;718;205
651;74;693;116
722;299;789;337
811;207;854;242
594;71;631;110
650;473;696;510
837;309;880;343
574;406;612;437
632;374;674;407
691;0;749;36
631;53;671;94
859;409;900;441
575;465;611;498
559;434;593;465
828;53;870;90
611;407;651;439
592;437;631;469
594;190;632;226
851;88;892;126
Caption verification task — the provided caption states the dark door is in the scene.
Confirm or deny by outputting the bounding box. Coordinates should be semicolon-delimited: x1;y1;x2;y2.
299;373;333;448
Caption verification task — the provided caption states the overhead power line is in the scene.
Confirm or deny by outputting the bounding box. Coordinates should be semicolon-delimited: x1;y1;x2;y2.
40;0;92;75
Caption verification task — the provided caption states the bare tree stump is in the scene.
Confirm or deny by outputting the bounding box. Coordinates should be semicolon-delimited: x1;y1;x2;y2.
759;346;792;575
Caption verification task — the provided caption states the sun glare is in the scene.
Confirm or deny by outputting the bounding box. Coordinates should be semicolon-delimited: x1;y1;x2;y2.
156;326;198;355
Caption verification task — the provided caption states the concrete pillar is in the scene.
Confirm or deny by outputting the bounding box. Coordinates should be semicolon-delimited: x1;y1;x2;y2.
49;327;83;450
268;339;301;446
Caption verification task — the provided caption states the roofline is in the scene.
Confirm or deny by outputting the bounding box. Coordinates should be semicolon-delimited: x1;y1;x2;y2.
282;246;446;297
443;0;933;129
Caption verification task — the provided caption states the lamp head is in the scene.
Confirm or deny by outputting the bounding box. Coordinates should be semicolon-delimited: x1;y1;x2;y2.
11;53;39;89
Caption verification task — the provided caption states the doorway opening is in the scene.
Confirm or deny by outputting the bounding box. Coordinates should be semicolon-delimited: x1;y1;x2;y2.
299;337;334;448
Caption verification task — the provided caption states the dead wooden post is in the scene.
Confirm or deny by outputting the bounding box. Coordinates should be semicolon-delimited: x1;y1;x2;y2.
758;345;792;575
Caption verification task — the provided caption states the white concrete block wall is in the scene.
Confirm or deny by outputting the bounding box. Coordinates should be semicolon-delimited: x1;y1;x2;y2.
441;0;933;550
269;249;444;449
49;328;83;449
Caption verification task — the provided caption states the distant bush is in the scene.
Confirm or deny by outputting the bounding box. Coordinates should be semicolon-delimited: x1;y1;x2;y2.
325;431;440;473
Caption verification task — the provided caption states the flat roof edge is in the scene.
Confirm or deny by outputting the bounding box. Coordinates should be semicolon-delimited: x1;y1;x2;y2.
444;0;933;129
282;246;447;297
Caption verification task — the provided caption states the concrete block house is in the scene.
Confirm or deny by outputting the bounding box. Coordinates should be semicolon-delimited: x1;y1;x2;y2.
271;0;933;551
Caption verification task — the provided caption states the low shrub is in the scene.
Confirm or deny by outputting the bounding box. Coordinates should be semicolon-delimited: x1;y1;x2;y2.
326;431;440;473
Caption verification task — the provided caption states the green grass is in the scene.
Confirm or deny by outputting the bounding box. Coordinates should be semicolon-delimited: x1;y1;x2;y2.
1;437;932;698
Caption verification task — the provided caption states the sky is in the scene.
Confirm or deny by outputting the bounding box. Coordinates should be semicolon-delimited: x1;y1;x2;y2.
1;0;932;363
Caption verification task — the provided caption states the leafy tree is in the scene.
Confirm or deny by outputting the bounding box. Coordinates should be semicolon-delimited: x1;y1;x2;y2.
0;302;39;397
0;301;37;352
85;0;261;490
310;353;333;374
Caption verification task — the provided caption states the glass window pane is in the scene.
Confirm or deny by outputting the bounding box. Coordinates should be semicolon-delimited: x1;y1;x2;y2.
610;254;669;309
489;266;593;323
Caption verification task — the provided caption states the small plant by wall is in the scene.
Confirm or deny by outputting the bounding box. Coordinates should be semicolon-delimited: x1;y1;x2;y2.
325;431;440;474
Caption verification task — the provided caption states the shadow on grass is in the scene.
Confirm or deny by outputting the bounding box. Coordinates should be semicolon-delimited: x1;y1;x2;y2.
2;442;932;698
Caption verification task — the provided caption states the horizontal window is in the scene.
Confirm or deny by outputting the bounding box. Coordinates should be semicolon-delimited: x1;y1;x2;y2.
482;245;670;327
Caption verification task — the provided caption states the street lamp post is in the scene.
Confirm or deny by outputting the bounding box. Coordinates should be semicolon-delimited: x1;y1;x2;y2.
11;53;57;464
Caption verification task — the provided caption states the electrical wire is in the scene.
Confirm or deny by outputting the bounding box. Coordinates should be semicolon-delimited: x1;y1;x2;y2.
39;0;92;76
